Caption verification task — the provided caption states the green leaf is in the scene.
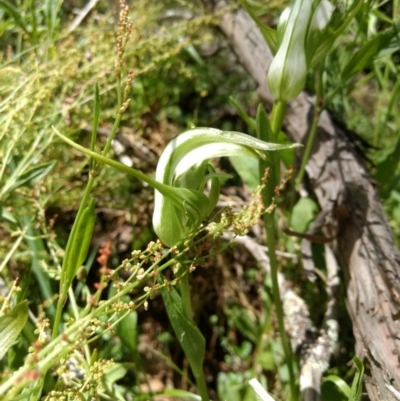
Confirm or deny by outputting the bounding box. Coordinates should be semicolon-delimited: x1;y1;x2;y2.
60;198;96;298
44;0;60;39
1;208;17;224
257;350;275;371
75;198;96;268
342;20;400;81
321;380;348;401
184;44;205;67
7;161;56;193
238;0;277;54
256;104;273;142
323;375;351;399
0;0;31;38
348;357;364;401
159;285;205;383
230;156;259;192
228;306;259;343
312;0;363;68
103;363;127;384
230;97;256;130
115;311;138;357
102;363;127;401
290;197;319;232
217;372;242;401
0;301;28;360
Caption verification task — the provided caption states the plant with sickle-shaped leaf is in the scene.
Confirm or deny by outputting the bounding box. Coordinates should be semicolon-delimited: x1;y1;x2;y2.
55;127;299;246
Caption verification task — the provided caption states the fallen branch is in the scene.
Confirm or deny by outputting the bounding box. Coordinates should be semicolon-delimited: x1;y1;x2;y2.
222;234;339;401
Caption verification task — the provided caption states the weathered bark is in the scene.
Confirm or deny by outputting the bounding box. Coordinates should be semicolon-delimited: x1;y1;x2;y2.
216;4;400;401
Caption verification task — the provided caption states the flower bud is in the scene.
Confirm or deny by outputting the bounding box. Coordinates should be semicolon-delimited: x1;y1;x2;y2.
267;0;334;101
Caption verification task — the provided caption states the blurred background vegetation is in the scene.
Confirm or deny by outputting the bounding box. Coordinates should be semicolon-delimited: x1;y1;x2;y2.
0;0;399;400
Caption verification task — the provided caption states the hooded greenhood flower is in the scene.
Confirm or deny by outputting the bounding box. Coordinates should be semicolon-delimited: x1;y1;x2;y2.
153;127;300;246
267;0;334;101
53;127;300;248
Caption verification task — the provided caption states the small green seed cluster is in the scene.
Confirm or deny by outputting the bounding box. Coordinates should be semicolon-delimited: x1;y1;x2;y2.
83;358;115;394
0;279;21;314
43;390;68;401
232;187;265;236
111;300;136;313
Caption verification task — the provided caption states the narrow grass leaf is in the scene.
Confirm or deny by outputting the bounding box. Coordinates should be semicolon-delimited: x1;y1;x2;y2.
1;208;17;224
22;221;56;320
348;357;364;401
342;20;400;81
229;306;259;343
376;133;400;195
313;0;363;68
0;0;31;38
230;97;257;130
184;44;205;67
0;301;28;360
323;375;351;398
44;0;60;39
238;0;277;53
7;161;56;193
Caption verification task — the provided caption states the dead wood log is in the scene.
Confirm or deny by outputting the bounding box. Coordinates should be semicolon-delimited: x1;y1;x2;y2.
215;3;400;400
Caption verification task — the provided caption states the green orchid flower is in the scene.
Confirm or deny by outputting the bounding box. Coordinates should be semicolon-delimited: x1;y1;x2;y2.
54;127;300;247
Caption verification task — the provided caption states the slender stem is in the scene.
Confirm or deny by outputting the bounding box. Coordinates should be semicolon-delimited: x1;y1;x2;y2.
264;214;296;400
258;100;296;399
295;62;325;190
102;113;122;158
102;79;122;157
194;371;210;401
270;100;287;140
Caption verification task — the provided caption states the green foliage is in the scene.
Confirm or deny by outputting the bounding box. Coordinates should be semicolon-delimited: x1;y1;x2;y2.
160;282;207;399
0;301;28;360
323;357;364;401
0;0;394;400
290;197;319;233
58;197;95;302
341;19;400;81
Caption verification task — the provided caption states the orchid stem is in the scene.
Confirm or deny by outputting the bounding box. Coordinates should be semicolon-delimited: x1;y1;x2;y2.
258;100;297;400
